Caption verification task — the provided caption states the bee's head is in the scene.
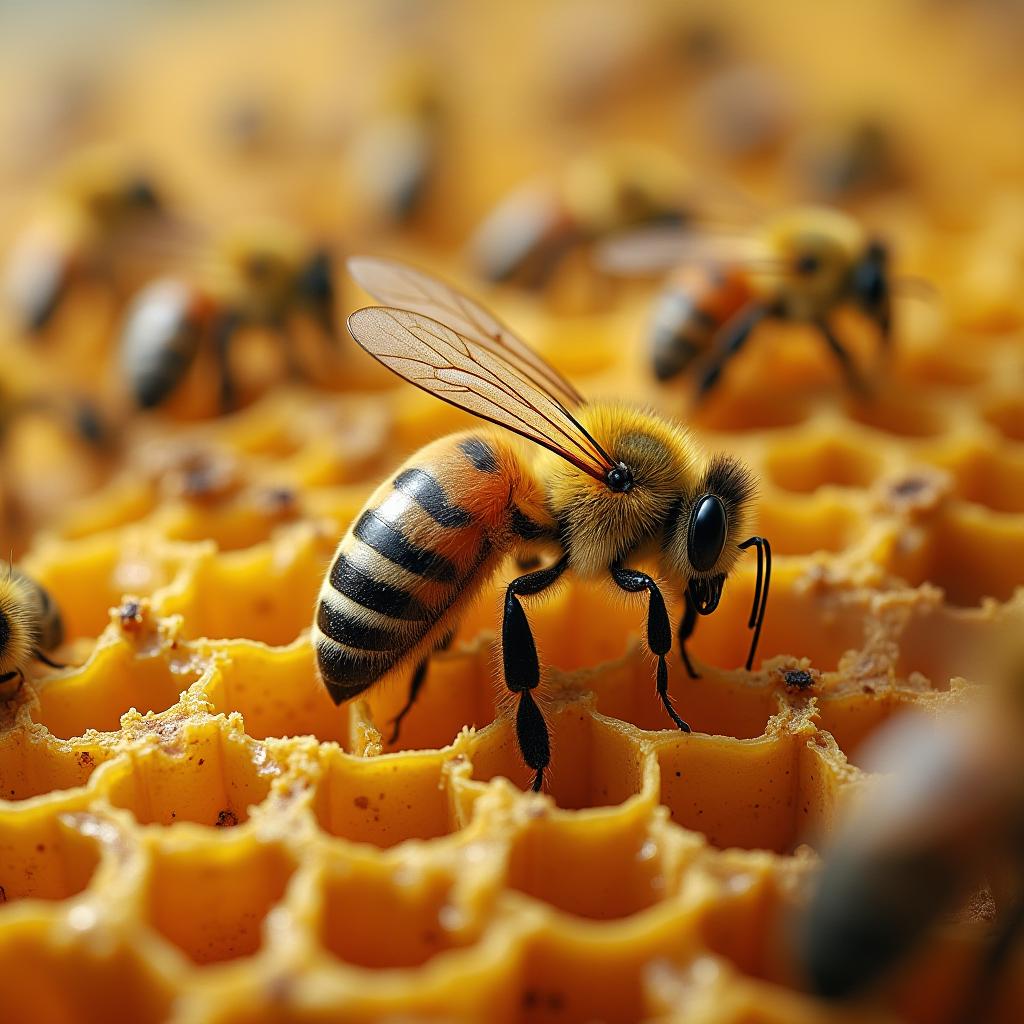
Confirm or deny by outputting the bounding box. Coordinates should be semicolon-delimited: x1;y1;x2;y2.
662;454;756;615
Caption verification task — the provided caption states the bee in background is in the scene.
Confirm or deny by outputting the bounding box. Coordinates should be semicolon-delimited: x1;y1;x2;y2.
599;205;892;398
3;147;168;335
118;221;337;413
0;563;64;690
795;673;1024;1018
467;143;691;291
313;257;771;792
347;61;445;226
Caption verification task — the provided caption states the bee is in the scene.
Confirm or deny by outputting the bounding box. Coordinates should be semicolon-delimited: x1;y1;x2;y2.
795;687;1024;1016
0;563;64;689
599;205;892;397
3;147;166;334
117;221;336;413
347;61;444;226
468;143;690;291
313;257;771;791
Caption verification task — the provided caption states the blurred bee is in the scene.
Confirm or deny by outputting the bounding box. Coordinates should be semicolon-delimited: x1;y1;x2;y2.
118;221;337;413
468;143;691;290
796;672;1024;1016
313;257;771;791
0;563;64;689
3;147;166;334
599;205;892;397
347;61;444;226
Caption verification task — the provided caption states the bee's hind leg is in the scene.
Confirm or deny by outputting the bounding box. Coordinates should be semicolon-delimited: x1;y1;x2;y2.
502;556;569;792
814;317;870;397
387;630;454;745
611;565;691;733
695;304;768;400
677;590;700;680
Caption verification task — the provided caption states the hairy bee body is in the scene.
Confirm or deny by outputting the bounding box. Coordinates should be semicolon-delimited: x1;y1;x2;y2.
0;567;63;685
314;431;553;704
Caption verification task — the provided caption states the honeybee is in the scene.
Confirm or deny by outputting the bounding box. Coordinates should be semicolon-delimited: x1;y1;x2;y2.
795;691;1024;1015
4;147;166;334
0;563;64;689
313;257;771;792
118;221;336;412
468;143;690;290
599;206;892;397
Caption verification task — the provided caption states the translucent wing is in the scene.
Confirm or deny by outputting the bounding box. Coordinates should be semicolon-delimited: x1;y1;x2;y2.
595;225;774;276
347;304;615;482
347;255;583;408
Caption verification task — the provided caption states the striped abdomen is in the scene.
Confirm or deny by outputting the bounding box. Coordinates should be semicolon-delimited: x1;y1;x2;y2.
649;265;754;381
313;432;552;705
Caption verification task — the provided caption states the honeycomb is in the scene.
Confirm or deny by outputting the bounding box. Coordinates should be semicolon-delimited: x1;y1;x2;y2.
2;2;1024;1022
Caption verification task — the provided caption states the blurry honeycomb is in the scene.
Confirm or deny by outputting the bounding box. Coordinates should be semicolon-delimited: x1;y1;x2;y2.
2;1;1024;1022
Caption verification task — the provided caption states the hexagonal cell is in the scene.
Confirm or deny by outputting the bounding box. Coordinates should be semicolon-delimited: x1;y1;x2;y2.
884;503;1024;606
984;394;1024;443
469;709;650;810
319;855;483;968
146;838;295;964
764;435;883;494
312;747;457;847
0;730;108;802
0;811;101;903
939;445;1024;514
507;815;673;920
656;732;803;853
814;690;929;769
757;493;865;556
159;504;284;552
695;388;812;433
33;642;206;740
205;640;354;746
0;922;172;1024
106;725;277;827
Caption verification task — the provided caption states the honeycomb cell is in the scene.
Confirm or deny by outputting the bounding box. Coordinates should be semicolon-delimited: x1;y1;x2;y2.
845;392;949;438
33;640;206;740
319;854;484;968
695;388;812;433
983;393;1024;443
938;444;1024;514
146;838;295;964
0;728;108;802
814;689;929;768
158;502;288;552
756;493;864;556
763;435;883;493
0;808;101;902
106;724;278;827
312;746;459;847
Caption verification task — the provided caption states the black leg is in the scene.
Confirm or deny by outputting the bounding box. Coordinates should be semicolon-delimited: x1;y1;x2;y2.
696;304;768;399
34;649;64;670
738;537;771;671
814;317;868;395
502;556;569;792
387;630;454;745
677;590;700;680
611;566;691;733
213;313;241;413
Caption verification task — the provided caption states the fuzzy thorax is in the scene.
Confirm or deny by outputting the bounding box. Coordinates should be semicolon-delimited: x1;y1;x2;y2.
0;574;41;677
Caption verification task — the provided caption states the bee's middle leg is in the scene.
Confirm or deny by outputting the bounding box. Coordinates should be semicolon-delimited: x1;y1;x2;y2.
387;630;454;745
610;566;691;733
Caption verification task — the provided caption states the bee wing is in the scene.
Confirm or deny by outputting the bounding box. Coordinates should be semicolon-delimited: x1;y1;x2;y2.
348;304;616;482
595;225;771;276
347;256;583;409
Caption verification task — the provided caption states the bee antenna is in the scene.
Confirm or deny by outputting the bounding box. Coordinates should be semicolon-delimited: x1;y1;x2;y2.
738;536;771;671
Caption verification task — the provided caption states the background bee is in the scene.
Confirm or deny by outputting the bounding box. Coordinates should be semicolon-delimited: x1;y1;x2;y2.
599;205;892;398
467;143;691;291
3;147;167;335
313;256;771;792
117;221;337;413
794;676;1024;1019
0;563;64;689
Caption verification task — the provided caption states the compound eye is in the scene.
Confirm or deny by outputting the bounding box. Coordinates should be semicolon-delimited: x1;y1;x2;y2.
688;494;727;572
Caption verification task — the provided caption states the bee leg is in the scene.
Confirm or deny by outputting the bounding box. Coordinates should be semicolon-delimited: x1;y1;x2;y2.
814;317;869;396
503;557;569;792
387;630;455;745
677;590;700;680
695;305;768;399
611;566;691;733
33;649;65;670
212;312;241;413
